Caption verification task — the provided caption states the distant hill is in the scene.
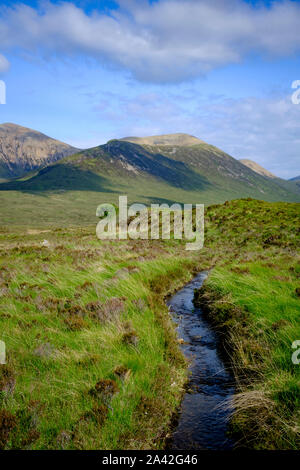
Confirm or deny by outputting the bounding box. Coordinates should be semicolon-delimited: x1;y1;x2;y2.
287;175;300;193
239;159;276;178
1;133;299;205
239;158;300;197
289;175;300;182
0;123;79;178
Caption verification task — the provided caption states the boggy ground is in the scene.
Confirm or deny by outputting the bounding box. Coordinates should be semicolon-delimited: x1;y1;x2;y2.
195;199;300;449
0;198;299;449
0;226;205;449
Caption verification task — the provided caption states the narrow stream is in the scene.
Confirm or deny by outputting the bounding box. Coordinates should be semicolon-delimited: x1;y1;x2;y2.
167;272;235;450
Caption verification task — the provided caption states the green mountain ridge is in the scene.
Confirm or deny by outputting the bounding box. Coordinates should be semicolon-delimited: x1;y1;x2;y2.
1;135;299;207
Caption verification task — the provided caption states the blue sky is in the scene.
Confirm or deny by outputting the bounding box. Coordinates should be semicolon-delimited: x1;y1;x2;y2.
0;0;300;178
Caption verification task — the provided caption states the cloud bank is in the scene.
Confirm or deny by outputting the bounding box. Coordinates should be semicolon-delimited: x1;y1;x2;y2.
1;0;300;82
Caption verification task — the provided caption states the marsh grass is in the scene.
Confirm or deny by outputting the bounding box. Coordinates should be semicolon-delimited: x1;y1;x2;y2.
194;199;300;449
0;198;299;449
0;227;200;449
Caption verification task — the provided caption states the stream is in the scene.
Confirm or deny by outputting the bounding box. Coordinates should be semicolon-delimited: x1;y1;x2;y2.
167;272;235;450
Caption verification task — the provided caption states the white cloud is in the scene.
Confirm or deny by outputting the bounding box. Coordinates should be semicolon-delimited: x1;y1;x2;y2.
195;95;300;179
0;54;9;74
1;0;300;82
89;88;300;179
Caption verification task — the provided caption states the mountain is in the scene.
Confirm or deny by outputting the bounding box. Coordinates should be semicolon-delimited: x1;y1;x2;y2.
239;159;276;178
288;175;300;193
289;176;300;181
0;123;79;179
239;158;300;197
1;133;299;205
120;133;204;146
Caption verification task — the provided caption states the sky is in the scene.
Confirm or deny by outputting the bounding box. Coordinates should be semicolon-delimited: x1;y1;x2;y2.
0;0;300;179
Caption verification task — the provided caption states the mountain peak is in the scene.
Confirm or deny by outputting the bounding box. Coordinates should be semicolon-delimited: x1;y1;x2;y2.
0;122;78;179
0;122;57;139
1;122;38;132
239;159;277;179
119;133;205;147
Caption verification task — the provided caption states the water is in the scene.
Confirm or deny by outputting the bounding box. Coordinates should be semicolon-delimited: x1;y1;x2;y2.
167;272;235;450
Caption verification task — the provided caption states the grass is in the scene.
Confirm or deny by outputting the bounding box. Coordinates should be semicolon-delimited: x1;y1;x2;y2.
0;227;203;449
0;188;236;226
194;198;300;449
0;198;299;449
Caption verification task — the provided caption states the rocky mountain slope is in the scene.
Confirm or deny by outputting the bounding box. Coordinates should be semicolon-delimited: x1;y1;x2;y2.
0;123;78;178
239;158;300;195
239;158;276;178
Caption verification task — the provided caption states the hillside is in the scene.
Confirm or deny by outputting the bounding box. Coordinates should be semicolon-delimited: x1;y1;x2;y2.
290;176;300;182
239;158;276;178
239;158;300;197
0;123;78;178
1;135;300;203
